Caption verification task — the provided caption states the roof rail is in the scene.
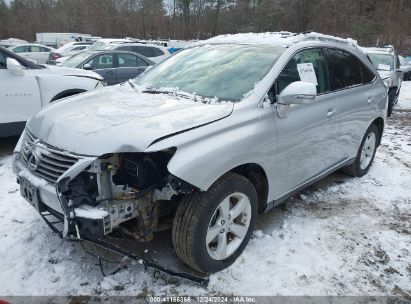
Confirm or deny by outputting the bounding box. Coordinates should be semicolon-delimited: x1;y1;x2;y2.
383;45;395;52
296;32;358;48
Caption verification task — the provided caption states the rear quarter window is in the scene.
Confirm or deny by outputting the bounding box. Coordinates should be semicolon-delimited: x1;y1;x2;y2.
324;49;364;90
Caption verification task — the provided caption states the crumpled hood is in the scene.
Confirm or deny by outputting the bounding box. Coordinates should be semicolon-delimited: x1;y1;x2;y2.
27;85;233;156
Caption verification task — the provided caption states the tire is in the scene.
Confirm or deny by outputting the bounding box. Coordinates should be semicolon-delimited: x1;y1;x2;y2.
342;124;379;177
172;172;258;273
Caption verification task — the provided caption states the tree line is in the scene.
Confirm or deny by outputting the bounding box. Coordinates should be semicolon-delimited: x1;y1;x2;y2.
0;0;410;52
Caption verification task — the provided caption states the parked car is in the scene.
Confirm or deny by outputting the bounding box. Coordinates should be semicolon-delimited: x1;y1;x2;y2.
364;46;402;116
54;44;94;64
47;42;94;65
9;44;55;64
0;46;104;137
0;38;28;48
88;41;170;63
60;50;154;85
399;55;411;81
13;32;387;274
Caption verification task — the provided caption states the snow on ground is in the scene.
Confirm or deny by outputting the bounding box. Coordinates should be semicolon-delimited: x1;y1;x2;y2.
398;80;411;110
0;83;410;297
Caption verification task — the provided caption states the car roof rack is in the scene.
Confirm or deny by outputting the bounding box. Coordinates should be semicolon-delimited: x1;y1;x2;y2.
201;31;359;50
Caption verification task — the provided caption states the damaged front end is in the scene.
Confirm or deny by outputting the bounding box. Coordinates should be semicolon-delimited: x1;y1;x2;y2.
56;149;196;241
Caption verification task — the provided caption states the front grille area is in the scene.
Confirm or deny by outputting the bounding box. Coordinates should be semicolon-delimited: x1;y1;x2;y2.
21;131;83;184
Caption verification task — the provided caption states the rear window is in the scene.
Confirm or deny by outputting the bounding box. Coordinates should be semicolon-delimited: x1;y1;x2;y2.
132;46;164;57
324;49;365;90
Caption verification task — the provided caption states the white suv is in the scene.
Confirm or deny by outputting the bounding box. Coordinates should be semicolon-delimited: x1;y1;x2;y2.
0;47;104;137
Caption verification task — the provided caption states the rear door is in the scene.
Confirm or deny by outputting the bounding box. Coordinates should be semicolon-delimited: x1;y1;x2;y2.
323;48;379;159
84;53;117;85
116;53;149;83
271;48;340;198
30;46;51;64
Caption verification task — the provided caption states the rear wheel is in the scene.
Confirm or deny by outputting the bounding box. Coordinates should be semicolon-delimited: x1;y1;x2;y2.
172;172;258;273
342;124;379;177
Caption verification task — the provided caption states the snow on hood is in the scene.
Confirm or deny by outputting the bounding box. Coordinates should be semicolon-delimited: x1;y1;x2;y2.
34;65;103;80
26;85;233;156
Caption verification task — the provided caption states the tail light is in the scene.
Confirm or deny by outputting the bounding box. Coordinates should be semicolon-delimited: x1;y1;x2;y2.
50;52;62;60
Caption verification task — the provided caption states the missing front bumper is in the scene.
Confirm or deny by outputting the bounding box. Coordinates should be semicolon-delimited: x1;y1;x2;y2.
37;199;209;285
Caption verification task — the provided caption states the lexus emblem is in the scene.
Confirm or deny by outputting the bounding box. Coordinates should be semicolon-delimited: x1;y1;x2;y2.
26;148;40;171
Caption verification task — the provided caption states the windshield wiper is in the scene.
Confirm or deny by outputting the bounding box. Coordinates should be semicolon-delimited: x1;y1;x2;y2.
142;88;194;100
127;80;139;93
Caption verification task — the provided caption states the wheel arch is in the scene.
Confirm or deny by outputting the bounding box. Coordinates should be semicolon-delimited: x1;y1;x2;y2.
229;163;269;214
371;117;384;146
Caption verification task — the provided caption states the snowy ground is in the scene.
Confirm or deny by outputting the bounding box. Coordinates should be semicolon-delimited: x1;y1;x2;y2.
0;83;410;298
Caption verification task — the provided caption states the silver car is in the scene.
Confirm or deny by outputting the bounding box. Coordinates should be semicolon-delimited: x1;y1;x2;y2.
13;32;387;274
364;46;402;116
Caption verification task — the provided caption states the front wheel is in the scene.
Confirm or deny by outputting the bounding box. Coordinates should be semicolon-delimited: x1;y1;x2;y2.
172;172;258;273
342;124;379;177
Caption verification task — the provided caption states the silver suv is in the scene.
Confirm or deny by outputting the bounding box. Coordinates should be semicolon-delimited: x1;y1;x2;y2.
13;32;387;274
364;46;402;116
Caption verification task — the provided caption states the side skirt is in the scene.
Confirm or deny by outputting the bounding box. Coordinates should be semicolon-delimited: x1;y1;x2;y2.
264;157;356;212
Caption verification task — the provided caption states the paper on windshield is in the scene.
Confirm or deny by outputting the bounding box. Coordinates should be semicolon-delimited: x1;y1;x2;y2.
378;64;391;71
297;63;318;85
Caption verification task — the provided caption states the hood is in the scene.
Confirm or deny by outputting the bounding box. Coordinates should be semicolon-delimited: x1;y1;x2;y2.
34;65;103;80
27;85;233;156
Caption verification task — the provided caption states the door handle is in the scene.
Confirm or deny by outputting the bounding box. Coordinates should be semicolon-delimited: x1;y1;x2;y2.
105;71;115;75
326;108;339;117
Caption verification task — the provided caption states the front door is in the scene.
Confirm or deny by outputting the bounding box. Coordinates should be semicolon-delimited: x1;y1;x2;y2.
116;53;148;83
0;50;41;135
30;46;51;64
84;53;117;85
270;48;341;198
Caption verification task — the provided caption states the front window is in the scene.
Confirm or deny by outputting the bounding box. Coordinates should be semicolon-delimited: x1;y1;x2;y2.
368;53;395;71
276;48;330;94
85;54;114;69
134;44;285;102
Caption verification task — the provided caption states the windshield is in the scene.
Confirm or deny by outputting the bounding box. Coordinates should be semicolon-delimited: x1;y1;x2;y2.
62;52;91;68
368;53;394;71
134;44;285;101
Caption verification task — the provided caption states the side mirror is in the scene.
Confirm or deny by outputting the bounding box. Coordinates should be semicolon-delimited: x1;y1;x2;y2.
7;58;25;76
83;64;93;70
278;81;316;105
